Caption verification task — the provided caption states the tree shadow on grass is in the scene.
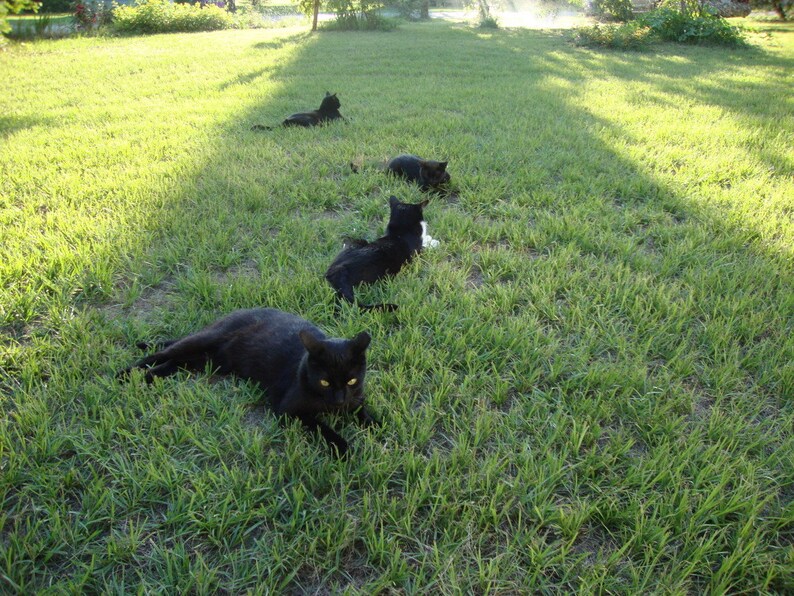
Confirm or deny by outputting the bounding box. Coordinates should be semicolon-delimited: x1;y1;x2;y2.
0;114;56;138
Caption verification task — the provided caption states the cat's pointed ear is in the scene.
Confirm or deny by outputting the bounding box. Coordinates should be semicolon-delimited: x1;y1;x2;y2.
325;91;331;96
299;329;326;356
389;195;400;208
350;331;371;353
438;161;448;170
418;199;430;209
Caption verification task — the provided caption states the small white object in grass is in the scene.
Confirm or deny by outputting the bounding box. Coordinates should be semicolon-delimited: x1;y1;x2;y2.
421;221;440;249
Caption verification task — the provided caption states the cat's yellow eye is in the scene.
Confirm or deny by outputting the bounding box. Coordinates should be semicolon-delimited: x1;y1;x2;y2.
347;378;358;386
320;379;330;387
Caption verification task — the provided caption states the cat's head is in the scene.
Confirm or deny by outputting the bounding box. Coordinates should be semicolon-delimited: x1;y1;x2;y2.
387;195;429;237
299;329;370;409
320;92;341;112
418;159;450;188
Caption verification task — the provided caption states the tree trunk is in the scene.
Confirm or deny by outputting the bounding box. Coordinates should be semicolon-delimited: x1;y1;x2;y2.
312;0;320;31
421;0;429;19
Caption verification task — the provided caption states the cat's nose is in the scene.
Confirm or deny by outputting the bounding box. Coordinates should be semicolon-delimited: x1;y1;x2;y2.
333;390;346;404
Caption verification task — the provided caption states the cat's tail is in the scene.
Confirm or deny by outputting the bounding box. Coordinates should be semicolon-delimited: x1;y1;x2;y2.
251;124;274;131
135;339;177;352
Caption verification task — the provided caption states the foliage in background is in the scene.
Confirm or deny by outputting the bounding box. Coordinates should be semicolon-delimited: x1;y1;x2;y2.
575;4;748;46
466;0;495;22
752;0;793;17
572;20;653;47
72;0;112;30
773;0;792;17
111;0;233;33
2;0;39;34
588;0;634;21
320;0;398;29
478;13;499;26
4;9;52;36
655;0;712;15
639;6;748;44
38;0;71;12
389;0;427;20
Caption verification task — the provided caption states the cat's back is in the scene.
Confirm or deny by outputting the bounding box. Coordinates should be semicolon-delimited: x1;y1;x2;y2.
387;154;420;174
208;309;322;398
213;308;319;378
218;307;314;345
282;112;318;127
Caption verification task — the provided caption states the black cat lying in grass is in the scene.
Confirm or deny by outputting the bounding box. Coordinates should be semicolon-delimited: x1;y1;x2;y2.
325;196;429;311
119;308;375;457
251;92;344;130
386;154;450;192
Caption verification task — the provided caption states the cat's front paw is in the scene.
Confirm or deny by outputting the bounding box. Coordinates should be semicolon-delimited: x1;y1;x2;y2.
422;235;440;249
330;438;349;459
357;408;380;428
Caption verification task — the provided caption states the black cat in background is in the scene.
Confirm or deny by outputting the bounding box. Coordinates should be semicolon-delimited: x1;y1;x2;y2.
386;154;450;192
119;308;376;457
251;92;344;130
325;196;429;312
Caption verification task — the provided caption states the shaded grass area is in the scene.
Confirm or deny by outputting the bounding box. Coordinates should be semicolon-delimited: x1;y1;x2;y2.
1;20;793;592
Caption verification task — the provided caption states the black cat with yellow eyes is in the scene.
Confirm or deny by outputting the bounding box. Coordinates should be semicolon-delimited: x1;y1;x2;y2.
118;307;377;457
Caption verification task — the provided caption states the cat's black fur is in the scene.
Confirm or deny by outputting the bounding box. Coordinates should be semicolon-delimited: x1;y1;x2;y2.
251;92;344;130
386;154;450;192
119;308;375;457
325;196;428;311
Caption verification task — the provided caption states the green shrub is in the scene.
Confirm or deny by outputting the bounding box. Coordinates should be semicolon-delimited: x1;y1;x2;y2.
589;0;634;22
574;6;748;49
319;0;399;30
321;10;399;29
112;0;233;34
769;0;793;19
389;0;425;20
40;0;73;13
2;0;39;35
638;7;748;46
572;21;653;48
478;14;499;28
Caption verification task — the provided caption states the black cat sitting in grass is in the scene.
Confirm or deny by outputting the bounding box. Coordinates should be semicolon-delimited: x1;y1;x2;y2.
325;195;429;311
387;154;450;192
251;92;344;130
119;308;375;457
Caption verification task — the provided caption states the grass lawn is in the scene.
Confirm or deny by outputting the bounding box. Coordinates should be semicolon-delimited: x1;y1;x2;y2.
1;17;793;593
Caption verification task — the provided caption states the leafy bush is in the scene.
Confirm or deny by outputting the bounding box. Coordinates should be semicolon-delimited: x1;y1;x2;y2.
112;0;233;33
769;0;793;19
389;0;425;20
39;0;72;13
478;14;499;27
638;7;748;45
319;0;399;29
572;21;653;48
574;6;748;48
2;0;39;35
73;0;112;30
589;0;634;22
